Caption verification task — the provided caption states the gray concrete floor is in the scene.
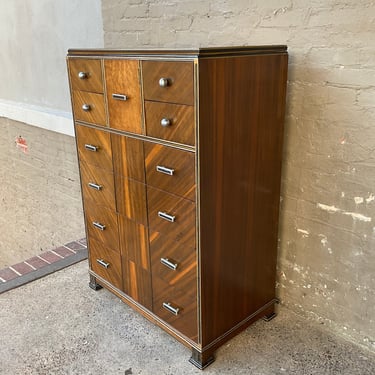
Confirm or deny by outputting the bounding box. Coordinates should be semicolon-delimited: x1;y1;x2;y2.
1;261;374;375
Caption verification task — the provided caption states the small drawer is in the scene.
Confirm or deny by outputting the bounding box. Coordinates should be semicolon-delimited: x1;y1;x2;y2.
68;58;104;93
142;61;194;105
147;186;196;248
85;205;119;251
89;237;122;290
80;161;116;210
72;90;106;126
145;101;195;146
75;124;113;170
144;143;196;201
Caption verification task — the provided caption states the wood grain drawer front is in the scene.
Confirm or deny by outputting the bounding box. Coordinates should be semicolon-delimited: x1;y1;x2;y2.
147;187;196;248
142;61;194;105
85;205;119;251
68;58;103;93
145;101;195;146
80;162;116;210
76;124;113;170
145;143;196;201
72;91;106;126
105;60;142;134
89;237;122;290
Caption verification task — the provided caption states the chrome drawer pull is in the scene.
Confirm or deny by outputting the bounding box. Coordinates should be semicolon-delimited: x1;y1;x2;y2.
88;182;102;191
93;221;106;231
84;144;98;152
160;258;178;271
159;78;170;87
156;165;174;176
112;93;128;101
160;118;171;127
82;103;91;112
163;302;180;316
158;211;175;223
96;259;110;269
78;71;88;79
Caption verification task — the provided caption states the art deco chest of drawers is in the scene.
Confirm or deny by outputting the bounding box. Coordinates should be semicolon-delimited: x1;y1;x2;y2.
67;46;288;369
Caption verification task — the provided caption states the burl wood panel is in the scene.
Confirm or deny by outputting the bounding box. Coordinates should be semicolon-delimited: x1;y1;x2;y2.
75;124;113;170
104;60;143;134
144;101;195;146
68;58;103;93
144;143;196;201
142;61;194;105
72;91;106;126
198;54;288;346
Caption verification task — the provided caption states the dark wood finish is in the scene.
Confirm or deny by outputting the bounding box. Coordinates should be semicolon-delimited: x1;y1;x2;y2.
104;60;143;134
142;61;194;105
145;101;195;146
144;143;196;201
72;90;106;126
68;58;103;93
198;54;288;345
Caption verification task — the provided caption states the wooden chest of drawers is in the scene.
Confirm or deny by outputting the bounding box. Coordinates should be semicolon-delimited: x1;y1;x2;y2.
67;46;288;369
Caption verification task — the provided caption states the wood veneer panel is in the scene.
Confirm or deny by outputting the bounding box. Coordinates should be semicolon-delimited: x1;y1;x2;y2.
68;58;103;93
72;90;106;126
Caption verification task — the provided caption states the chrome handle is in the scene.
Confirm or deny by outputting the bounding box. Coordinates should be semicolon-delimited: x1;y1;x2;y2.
158;211;175;223
78;71;88;79
84;144;98;152
88;182;102;191
160;258;178;271
96;259;110;269
159;78;170;87
92;222;106;231
112;93;128;101
82;103;91;112
156;165;174;176
163;302;180;316
160;118;171;127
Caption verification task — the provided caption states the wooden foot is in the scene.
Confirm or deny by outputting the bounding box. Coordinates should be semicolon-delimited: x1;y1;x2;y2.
89;275;103;291
189;348;215;370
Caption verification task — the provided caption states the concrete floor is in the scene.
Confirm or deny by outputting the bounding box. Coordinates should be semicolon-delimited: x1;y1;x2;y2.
1;261;374;375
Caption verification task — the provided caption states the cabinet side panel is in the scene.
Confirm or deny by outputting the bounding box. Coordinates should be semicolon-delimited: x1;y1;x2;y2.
198;54;288;346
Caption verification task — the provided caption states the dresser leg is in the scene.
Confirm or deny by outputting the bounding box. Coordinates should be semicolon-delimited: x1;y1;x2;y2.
262;302;278;322
189;348;215;370
89;275;103;291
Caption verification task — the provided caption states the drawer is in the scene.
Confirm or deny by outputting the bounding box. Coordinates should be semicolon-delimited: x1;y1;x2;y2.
152;275;197;341
75;124;113;170
85;205;119;251
68;58;103;93
72;90;106;126
145;101;195;146
144;143;196;201
147;187;196;248
80;161;116;210
89;237;122;290
142;61;194;105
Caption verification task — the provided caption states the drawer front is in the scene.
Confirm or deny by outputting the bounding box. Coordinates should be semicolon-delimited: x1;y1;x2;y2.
72;91;106;126
145;101;195;146
76;124;113;170
142;61;194;105
68;58;103;93
85;205;119;251
147;187;196;248
89;237;122;290
144;143;196;201
80;162;116;210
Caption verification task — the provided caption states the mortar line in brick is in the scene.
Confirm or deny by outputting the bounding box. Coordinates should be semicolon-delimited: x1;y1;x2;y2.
9;266;22;276
63;245;77;253
0;277;5;283
50;250;64;259
37;255;51;265
24;261;37;270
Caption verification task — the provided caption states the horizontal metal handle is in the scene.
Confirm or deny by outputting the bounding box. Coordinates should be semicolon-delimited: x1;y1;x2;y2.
112;93;128;101
84;144;98;152
88;182;102;191
82;103;91;112
78;71;88;79
156;165;174;176
92;221;106;231
163;302;179;316
159;77;170;87
160;118;171;127
158;211;175;223
160;258;178;271
96;259;110;269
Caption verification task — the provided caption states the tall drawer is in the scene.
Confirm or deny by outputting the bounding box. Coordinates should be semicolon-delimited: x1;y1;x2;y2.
72;90;106;126
80;161;116;210
147;187;196;248
68;58;103;93
76;125;113;170
89;237;122;290
145;101;195;146
144;143;196;201
142;61;194;105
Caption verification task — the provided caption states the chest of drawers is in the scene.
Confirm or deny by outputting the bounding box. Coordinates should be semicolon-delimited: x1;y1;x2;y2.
67;46;288;369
